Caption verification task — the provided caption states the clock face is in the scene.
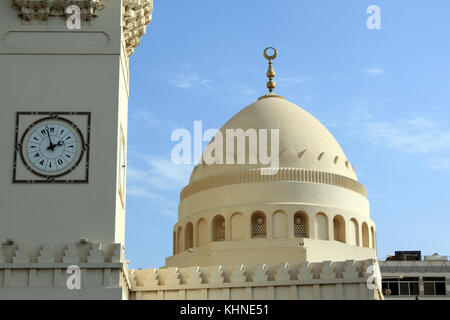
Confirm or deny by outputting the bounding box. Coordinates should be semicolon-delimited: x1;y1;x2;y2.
20;119;84;177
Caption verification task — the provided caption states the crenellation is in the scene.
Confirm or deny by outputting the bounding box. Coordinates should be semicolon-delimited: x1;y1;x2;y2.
274;262;291;282
127;259;380;300
298;262;314;281
12;244;31;264
252;264;269;282
230;264;247;283
187;266;203;285
358;259;374;278
37;244;56;263
209;265;225;284
165;267;181;286
62;243;80;264
320;261;336;280
142;268;159;287
343;260;359;279
87;243;105;263
109;244;124;263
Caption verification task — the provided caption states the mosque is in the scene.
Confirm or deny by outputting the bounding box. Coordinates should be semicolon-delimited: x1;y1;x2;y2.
0;1;383;299
131;49;381;300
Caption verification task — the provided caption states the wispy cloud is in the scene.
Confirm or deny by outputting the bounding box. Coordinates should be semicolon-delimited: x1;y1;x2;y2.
126;184;166;201
428;157;450;171
130;110;161;127
363;68;386;76
127;156;193;192
169;74;210;89
331;73;350;82
130;109;178;130
168;64;210;89
243;88;257;96
126;154;193;218
363;117;450;154
278;77;308;85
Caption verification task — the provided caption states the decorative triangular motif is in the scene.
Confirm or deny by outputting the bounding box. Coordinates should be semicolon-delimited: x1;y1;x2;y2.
187;266;203;285
87;243;105;263
297;149;307;159
110;243;123;263
165;267;181;285
279;146;298;165
209;265;225;284
252;264;268;282
12;244;30;263
37;244;56;263
320;261;336;280
142;268;159;287
342;260;359;279
129;269;138;287
359;259;375;278
62;243;80;264
274;262;291;281
298;262;314;281
231;264;247;283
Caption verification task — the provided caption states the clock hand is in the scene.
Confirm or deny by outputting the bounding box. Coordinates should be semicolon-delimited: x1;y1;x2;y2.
46;143;56;151
47;140;64;151
46;126;56;151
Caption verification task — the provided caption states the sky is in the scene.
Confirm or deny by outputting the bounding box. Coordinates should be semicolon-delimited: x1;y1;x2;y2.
125;0;450;269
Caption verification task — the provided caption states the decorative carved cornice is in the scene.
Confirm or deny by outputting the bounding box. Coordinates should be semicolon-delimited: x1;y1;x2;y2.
0;242;122;264
12;0;104;21
11;1;152;57
130;259;376;289
180;167;367;201
122;0;153;57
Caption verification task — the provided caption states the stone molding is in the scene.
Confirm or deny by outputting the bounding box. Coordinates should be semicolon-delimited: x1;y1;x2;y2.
122;0;153;56
0;242;128;296
379;260;450;273
129;259;382;300
11;0;104;21
131;259;376;289
11;0;153;57
180;167;367;201
0;242;123;264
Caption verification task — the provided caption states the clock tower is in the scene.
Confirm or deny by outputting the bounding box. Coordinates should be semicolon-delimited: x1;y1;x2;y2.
0;0;152;299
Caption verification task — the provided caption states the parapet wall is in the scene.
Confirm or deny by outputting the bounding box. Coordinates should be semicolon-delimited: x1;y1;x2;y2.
0;242;129;299
130;259;383;300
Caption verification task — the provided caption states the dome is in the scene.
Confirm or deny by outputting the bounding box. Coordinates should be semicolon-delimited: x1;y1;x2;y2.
168;94;375;268
189;95;357;185
167;50;376;269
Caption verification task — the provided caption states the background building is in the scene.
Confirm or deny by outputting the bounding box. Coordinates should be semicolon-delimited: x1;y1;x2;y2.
380;251;450;300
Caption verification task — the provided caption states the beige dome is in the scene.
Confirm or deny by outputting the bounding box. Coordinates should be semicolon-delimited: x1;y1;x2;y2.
169;94;375;268
189;95;357;184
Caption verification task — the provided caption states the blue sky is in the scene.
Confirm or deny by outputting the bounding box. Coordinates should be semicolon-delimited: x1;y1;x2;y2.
125;0;450;268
